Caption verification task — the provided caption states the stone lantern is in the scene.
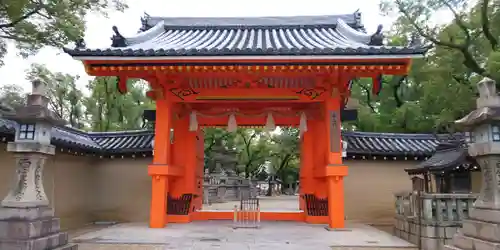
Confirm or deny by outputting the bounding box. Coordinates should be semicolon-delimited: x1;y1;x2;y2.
0;80;77;250
446;77;500;250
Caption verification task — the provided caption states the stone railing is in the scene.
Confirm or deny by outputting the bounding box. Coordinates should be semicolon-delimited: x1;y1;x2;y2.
394;191;478;250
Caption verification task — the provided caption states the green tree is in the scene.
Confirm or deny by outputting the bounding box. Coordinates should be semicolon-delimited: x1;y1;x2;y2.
84;76;154;131
266;127;300;195
0;0;127;65
344;0;493;134
0;84;26;109
235;128;270;178
26;63;85;128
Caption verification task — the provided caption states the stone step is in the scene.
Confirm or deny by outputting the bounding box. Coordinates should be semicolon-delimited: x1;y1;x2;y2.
0;217;60;240
469;208;500;224
0;231;68;250
462;219;500;243
452;233;500;250
452;234;474;250
53;243;78;250
443;245;464;250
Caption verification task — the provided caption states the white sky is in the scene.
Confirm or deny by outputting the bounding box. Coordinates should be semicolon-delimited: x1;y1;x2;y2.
0;0;451;93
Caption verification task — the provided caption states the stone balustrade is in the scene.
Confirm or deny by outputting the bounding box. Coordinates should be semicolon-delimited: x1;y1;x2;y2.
394;191;478;250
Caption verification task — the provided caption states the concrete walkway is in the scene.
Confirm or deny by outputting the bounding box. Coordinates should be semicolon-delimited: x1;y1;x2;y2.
73;221;415;250
203;195;300;211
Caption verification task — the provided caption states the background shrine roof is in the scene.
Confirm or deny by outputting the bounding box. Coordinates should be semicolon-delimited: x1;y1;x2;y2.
0;117;439;158
64;13;426;58
405;140;474;175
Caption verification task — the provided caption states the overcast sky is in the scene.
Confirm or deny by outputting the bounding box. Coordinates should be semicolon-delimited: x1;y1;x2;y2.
0;0;442;92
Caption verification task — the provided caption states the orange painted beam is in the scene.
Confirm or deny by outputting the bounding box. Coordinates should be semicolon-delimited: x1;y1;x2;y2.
197;116;302;126
166;87;327;103
148;164;183;177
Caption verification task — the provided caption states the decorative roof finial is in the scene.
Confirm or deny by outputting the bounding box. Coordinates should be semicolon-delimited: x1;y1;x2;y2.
368;24;384;46
139;12;152;32
74;38;86;50
111;26;127;47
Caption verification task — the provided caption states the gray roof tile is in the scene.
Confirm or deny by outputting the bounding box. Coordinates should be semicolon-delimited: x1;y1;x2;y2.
0;118;439;157
64;14;426;57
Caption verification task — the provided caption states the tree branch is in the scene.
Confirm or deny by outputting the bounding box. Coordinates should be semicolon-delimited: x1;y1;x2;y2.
357;80;377;113
0;6;43;28
396;0;489;77
439;0;471;45
480;0;498;50
391;76;406;108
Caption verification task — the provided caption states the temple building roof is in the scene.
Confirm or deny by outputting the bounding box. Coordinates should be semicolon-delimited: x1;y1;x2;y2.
0;117;439;159
64;13;426;58
405;140;477;175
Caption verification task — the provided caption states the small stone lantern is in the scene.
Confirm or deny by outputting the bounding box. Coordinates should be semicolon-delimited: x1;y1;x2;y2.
446;77;500;250
0;80;76;250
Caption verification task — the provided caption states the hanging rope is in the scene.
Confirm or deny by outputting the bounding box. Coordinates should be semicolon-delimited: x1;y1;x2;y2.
189;111;198;131
299;112;308;138
265;113;276;131
227;114;237;132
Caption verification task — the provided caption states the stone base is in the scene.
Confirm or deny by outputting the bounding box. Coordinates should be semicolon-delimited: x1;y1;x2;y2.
394;215;458;250
0;207;77;250
469;207;500;224
0;206;54;220
444;209;500;250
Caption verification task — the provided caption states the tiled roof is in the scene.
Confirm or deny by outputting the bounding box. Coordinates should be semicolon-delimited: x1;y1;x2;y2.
88;130;154;153
343;131;438;157
64;14;426;58
0;118;101;151
0;118;440;157
405;141;470;174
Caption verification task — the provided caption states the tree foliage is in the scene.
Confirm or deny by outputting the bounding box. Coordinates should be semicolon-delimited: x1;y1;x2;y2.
0;0;127;65
346;0;498;133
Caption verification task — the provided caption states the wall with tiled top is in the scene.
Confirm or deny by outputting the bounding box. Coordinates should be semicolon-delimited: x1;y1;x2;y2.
0;148;421;228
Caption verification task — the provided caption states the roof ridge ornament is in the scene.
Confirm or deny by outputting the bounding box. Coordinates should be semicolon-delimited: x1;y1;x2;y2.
74;38;86;50
139;12;152;32
111;26;127;47
368;24;384;46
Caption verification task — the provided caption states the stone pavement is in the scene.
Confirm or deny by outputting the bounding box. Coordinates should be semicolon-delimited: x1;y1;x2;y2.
73;221;415;250
203;195;300;211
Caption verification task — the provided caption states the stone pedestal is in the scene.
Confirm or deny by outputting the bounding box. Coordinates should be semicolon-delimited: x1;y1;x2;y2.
0;153;77;250
444;155;500;250
0;79;77;249
0;207;77;250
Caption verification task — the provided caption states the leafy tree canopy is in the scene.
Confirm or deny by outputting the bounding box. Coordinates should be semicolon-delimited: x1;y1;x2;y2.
0;0;127;65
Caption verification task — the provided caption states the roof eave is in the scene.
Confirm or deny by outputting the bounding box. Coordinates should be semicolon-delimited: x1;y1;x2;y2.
69;53;425;62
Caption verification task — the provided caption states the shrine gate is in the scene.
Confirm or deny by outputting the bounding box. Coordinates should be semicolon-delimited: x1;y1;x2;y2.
64;13;425;229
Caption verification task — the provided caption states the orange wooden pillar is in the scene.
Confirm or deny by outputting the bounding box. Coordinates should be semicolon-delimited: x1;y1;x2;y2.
324;95;348;229
299;119;314;212
184;121;198;213
148;99;173;228
194;131;204;210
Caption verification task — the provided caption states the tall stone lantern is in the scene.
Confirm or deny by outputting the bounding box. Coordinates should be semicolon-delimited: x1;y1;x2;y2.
0;80;77;250
446;77;500;250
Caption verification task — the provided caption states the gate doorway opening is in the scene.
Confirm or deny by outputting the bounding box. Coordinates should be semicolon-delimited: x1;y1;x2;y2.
201;127;303;217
